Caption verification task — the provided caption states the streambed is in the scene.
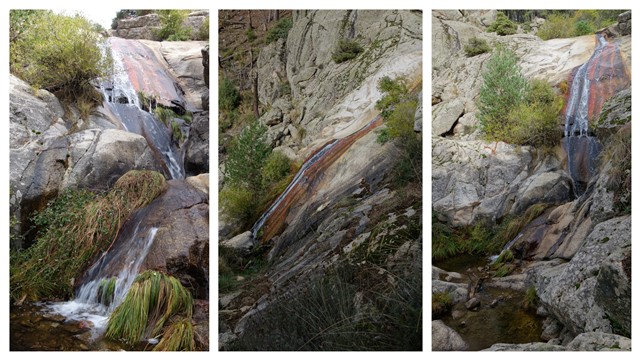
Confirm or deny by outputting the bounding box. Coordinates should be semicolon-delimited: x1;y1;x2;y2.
434;255;543;350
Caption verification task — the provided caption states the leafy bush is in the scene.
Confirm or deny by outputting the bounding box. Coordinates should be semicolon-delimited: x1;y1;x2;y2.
375;76;421;186
220;186;260;225
600;124;631;214
574;20;594;36
332;38;364;63
10;11;109;108
487;12;517;35
153;106;175;126
155;10;191;41
477;46;529;141
262;151;292;187
432;291;453;318
537;13;572;40
464;37;491;57
266;18;293;44
506;97;563;147
219;77;241;112
537;10;624;40
246;27;257;42
197;16;209;40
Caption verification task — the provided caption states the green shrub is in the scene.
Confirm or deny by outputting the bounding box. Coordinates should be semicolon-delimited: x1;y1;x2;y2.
246;27;257;42
197;16;209;40
506;98;563;147
432;291;453;318
171;120;184;143
487;12;517;35
494;249;514;266
464;37;491;57
219;78;241;112
153;106;175;126
523;287;538;310
332;38;364;63
155;10;191;41
600;124;631;214
375;76;411;119
10;171;166;302
537;13;572;40
477;46;529;141
262;151;292;187
105;271;193;345
220;186;260;225
494;264;515;277
225;118;271;192
266;18;293;44
10;11;110;108
574;20;594;36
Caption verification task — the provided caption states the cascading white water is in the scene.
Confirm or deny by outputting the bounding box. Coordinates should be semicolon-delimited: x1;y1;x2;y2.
251;139;339;238
46;226;157;337
100;37;184;179
564;34;608;137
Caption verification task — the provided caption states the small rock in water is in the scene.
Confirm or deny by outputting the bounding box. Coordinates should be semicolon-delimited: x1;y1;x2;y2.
465;297;481;310
451;310;465;320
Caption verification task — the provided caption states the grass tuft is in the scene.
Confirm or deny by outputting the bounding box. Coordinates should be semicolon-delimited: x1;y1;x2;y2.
10;170;166;302
153;318;195;351
105;270;193;345
97;276;117;306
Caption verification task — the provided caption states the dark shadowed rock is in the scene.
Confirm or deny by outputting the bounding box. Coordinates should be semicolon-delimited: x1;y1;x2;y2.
140;180;209;299
185;111;209;175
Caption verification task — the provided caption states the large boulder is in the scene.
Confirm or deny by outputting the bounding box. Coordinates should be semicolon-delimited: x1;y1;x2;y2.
617;11;631;36
531;216;631;336
185;111;210;175
141;180;209;299
432;320;468;351
112;13;162;40
432;138;534;226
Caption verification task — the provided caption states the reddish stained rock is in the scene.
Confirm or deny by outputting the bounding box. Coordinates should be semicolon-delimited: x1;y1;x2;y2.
562;35;630;125
258;115;383;242
109;37;186;110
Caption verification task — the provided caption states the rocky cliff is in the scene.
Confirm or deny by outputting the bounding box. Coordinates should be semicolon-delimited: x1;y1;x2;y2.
218;10;422;350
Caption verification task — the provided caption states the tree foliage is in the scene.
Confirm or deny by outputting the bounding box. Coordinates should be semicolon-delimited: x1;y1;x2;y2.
10;10;110;107
464;37;491;57
477;46;529;140
478;47;563;147
225;118;271;192
155;10;191;41
332;38;364;63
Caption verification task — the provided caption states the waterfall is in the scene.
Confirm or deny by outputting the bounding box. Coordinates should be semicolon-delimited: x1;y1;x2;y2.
561;33;627;196
100;37;184;179
251;115;382;239
563;34;608;137
46;219;158;337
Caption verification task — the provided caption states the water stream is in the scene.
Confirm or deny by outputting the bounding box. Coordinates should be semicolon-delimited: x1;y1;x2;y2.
251;115;382;240
101;37;184;180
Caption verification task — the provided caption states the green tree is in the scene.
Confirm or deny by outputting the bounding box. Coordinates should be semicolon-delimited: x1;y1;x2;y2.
477;45;529;140
225;118;271;192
